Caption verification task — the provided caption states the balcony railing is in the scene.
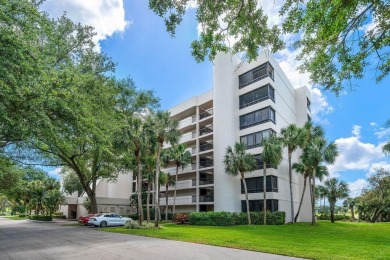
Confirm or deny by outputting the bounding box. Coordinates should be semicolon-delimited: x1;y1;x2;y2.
180;131;197;143
199;142;213;152
199;195;214;202
199;178;214;185
192;195;196;203
160;196;194;206
199;159;213;169
178;116;196;129
199;108;213;120
160;180;193;191
199;124;213;136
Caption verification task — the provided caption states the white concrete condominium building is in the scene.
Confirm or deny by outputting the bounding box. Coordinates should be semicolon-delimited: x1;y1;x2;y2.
62;52;312;222
158;52;312;222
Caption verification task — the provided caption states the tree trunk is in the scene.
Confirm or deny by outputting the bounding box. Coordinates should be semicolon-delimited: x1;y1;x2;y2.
294;175;308;223
241;171;251;225
154;143;162;227
146;181;151;223
329;200;335;223
165;182;169;221
136;151;143;225
311;168;317;225
263;161;267;225
288;151;294;223
158;184;161;221
173;165;179;215
350;206;355;220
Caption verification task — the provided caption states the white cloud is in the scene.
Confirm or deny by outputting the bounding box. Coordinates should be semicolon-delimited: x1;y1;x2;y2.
41;0;130;51
370;122;377;127
352;125;362;139
367;161;390;177
327;126;389;178
348;179;369;197
374;127;390;140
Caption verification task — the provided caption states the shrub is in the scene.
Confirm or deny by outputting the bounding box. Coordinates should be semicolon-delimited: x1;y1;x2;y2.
189;211;285;226
317;214;350;221
28;215;53;221
172;212;189;224
18;214;28;218
124;220;162;229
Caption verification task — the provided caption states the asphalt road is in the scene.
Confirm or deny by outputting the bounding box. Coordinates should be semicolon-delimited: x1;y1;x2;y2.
0;217;304;260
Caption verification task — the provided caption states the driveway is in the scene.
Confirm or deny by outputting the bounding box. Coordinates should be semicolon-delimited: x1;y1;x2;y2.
0;218;304;260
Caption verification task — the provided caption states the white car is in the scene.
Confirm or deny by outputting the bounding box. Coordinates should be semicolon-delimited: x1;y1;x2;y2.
88;213;132;228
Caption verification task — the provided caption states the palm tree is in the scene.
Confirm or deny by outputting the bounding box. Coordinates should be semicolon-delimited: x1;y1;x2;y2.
281;124;305;223
168;144;192;215
142;155;156;223
223;142;257;224
147;111;180;227
304;136;338;224
343;197;357;219
117;116;147;225
323;178;350;223
317;185;327;215
292;160;328;222
261;135;283;225
160;172;176;220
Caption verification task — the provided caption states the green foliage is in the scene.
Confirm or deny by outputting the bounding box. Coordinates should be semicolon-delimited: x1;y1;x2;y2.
28;215;53;221
188;211;285;226
149;0;284;62
172;212;189;224
357;168;390;222
281;0;389;94
223;142;257;224
125;220;162;229
62;172;84;196
317;214;351;221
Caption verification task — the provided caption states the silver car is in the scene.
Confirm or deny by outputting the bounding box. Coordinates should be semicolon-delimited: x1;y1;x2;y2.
88;213;132;227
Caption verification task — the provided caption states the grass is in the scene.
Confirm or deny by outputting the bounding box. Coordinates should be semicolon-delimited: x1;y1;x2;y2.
101;221;390;260
2;215;28;220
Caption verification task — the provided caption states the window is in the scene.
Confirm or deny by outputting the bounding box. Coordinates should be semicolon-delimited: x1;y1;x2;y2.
240;129;276;149
239;62;274;88
253;154;277;169
239;84;275;109
239;107;276;129
241;176;278;193
307;98;311;111
241;199;279;212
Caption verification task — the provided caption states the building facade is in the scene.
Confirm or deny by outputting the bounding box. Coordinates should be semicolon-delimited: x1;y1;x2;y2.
159;52;312;222
61;52;312;222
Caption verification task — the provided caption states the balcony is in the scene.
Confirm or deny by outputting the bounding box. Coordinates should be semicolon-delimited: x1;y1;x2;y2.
180;131;197;143
178;116;197;129
199;108;213;120
199;178;214;185
160;180;193;191
199;195;214;203
199;159;213;169
199;124;213;136
199;142;213;152
160;195;194;206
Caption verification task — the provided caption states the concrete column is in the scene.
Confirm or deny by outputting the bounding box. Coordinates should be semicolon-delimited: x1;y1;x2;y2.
213;52;241;212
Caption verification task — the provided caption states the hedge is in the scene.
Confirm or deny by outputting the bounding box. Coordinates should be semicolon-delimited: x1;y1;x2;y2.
129;212;174;221
189;211;285;226
29;215;53;221
317;214;351;221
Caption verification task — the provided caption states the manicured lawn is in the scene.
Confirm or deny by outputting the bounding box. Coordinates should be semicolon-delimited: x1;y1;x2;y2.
101;221;390;260
2;215;28;220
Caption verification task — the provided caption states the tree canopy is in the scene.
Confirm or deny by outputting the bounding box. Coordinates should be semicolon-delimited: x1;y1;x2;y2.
150;0;389;94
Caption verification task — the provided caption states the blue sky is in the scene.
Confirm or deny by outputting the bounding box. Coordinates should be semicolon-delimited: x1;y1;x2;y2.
41;0;390;199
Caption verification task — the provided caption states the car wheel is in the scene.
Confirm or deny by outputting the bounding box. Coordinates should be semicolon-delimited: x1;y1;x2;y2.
100;221;107;228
